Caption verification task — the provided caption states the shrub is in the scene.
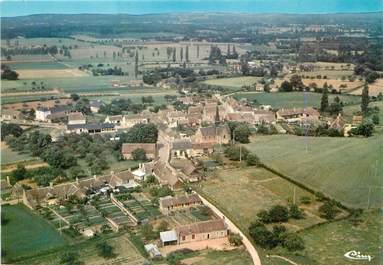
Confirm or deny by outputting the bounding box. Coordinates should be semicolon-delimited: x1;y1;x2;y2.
96;242;115;258
249;222;278;249
300;196;311;204
268;205;289;222
132;148;147;161
319;201;339;220
228;233;243;246
282;233;305;251
289;204;304;219
246;153;260;166
224;145;249;161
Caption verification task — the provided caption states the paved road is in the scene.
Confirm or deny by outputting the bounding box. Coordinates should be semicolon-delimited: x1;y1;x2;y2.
197;192;262;265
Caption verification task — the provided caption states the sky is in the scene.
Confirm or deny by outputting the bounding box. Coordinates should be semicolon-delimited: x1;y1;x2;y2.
1;0;382;17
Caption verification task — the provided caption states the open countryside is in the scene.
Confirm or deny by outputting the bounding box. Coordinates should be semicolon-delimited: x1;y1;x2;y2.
1;3;382;265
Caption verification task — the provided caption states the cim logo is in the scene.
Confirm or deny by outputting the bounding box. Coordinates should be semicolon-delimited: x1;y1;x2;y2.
344;250;373;262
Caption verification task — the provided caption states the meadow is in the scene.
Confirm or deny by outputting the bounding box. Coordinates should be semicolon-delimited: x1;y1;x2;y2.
12;233;146;265
1;142;36;165
180;249;253;265
246;134;383;208
260;210;382;265
1;204;67;263
234;91;361;109
196;167;326;233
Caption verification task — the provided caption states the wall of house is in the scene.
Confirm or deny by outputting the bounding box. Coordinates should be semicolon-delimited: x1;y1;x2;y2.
178;229;228;244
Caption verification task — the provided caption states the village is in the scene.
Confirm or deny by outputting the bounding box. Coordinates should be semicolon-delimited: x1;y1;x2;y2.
1;9;383;265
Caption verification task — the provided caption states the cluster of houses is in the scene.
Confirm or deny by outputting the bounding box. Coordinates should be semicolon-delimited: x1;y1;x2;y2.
22;170;137;210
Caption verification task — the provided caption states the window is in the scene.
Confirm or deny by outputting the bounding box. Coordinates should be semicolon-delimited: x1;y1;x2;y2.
182;236;186;241
207;234;210;239
192;234;195;239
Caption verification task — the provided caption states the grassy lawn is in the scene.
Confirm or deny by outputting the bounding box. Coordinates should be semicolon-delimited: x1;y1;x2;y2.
202;76;262;89
1;204;67;263
196;167;325;233
180;249;252;265
246;134;383;208
234;91;361;109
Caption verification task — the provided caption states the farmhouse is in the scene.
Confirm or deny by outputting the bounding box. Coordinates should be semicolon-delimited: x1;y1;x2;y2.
1;109;21;121
167;111;188;128
23;171;135;209
159;194;203;215
121;114;150;128
67;112;86;125
152;161;182;190
171;138;193;158
89;100;103;113
105;115;123;125
36;105;70;122
188;113;203;126
177;219;228;244
188;105;203;115
329;113;346;132
276;107;320;123
225;112;255;124
193;124;231;145
160;219;228;246
253;110;276;124
121;143;158;160
191;142;215;156
66;123;116;134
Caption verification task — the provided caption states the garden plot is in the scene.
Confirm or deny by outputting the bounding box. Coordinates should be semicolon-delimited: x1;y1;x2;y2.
47;205;106;231
93;197;135;227
122;193;160;221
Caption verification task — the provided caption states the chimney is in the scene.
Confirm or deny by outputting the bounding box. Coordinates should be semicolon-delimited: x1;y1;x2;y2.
49;182;53;188
93;175;97;180
110;171;115;176
76;177;79;184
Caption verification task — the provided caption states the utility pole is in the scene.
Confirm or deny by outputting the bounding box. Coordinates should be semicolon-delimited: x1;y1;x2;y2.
239;145;242;162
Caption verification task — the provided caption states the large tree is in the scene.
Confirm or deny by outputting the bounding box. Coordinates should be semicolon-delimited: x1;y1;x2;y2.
1;123;23;140
320;86;329;112
361;83;369;114
124;123;158;143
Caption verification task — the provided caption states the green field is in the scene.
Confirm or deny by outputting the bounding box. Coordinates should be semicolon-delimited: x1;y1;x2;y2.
1;204;67;262
181;249;253;265
1;142;36;165
259;210;382;265
234;91;361;109
196;167;326;233
246;134;383;208
12;233;146;265
202;76;262;89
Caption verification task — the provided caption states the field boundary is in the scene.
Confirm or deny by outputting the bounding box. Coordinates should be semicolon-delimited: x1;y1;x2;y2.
259;163;351;211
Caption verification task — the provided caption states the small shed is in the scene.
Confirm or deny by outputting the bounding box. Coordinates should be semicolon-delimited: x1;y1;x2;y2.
144;243;162;257
132;169;146;181
160;230;178;246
